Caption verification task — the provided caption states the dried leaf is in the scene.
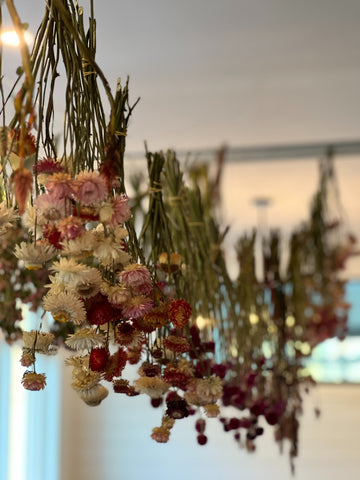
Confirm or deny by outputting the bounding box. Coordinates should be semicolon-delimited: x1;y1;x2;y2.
12;167;33;214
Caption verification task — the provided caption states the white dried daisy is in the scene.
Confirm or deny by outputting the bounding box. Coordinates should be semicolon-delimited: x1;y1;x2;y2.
22;330;54;353
95;223;128;242
48;267;101;299
21;205;41;232
60;230;99;259
73;268;102;298
183;391;207;407
0;202;18;235
204;403;220;418
45;275;68;295
133;376;170;399
98;202;114;223
14;241;57;269
113;226;129;242
71;367;101;392
93;235;130;267
50;257;92;286
99;280;111;296
65;354;90;368
196;376;223;402
177;358;194;376
43;291;86;324
65;327;105;351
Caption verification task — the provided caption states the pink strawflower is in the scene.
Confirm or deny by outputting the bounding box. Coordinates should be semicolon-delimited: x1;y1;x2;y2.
75;171;107;205
57;216;85;240
132;282;153;295
21;371;47;391
122;295;154;319
151;427;171;443
120;263;152;288
45;172;77;200
34;193;66;221
110;194;131;226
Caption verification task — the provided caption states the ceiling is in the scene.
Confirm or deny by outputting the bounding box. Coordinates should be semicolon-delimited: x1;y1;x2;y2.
2;0;360;152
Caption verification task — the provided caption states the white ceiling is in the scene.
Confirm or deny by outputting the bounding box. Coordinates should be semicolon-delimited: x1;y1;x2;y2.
3;0;360;151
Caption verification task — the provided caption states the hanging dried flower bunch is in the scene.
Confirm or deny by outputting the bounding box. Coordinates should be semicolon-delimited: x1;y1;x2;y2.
0;0;357;472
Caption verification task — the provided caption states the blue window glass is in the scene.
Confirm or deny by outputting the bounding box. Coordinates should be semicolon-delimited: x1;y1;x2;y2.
306;279;360;383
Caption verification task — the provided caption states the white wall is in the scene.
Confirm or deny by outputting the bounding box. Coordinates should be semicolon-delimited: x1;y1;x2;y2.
60;362;360;480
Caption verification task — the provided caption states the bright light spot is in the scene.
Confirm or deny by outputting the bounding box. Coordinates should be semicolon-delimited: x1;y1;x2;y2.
300;342;311;356
249;312;259;325
286;315;295;327
0;30;34;47
196;315;207;330
195;315;215;330
230;346;238;357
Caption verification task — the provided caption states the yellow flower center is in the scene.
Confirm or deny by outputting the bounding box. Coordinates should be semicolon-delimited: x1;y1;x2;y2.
53;310;69;323
25;264;41;270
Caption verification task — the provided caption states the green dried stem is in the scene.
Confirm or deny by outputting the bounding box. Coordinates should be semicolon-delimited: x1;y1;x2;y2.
5;0;140;184
138;149;174;267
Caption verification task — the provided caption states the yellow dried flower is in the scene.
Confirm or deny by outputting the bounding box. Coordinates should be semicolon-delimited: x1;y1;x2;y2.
204;403;220;418
133;376;170;399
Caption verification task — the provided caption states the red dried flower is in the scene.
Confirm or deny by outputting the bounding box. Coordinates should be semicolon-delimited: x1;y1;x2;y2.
126;344;143;364
42;224;62;249
151;397;163;408
163;334;190;353
143;302;169;329
87;295;115;325
132;317;156;334
139;362;161;377
169;299;192;329
166;399;189;419
103;348;127;381
195;419;206;434
189;325;201;347
197;434;208;446
151;348;163;359
89;347;109;372
33;157;63;175
114;322;135;346
99;142;122;193
113;378;131;394
162;364;190;389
